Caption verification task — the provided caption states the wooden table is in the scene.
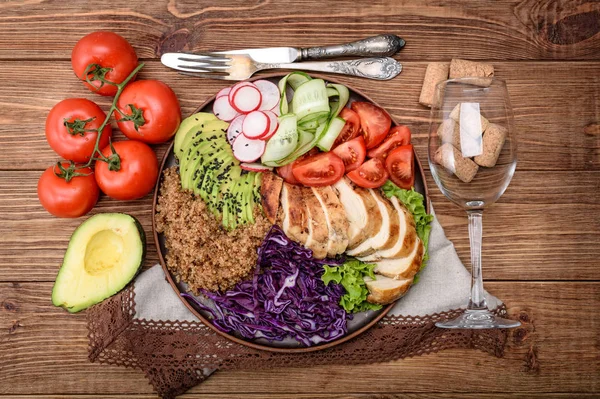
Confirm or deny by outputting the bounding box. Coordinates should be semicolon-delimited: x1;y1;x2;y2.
1;1;599;397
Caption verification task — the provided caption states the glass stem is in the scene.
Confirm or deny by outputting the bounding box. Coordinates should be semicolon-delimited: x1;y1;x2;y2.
467;210;487;310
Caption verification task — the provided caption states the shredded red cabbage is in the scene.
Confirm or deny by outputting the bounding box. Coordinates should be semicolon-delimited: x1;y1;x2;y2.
181;225;348;346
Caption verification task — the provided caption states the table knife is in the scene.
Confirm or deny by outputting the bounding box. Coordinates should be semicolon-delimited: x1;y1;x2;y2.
161;34;405;65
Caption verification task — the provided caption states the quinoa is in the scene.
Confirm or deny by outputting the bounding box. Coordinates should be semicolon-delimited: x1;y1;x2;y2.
155;167;271;293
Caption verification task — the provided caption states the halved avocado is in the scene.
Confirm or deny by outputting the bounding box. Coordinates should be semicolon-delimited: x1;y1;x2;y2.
51;213;145;313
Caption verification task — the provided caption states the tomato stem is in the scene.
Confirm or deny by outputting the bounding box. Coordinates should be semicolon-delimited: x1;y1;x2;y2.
81;62;145;170
117;104;146;132
53;161;92;182
63;117;97;136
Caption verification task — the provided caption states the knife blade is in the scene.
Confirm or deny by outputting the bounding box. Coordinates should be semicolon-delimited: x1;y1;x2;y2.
161;34;405;68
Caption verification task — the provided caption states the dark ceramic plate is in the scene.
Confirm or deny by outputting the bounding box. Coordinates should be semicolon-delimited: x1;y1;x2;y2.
152;73;429;353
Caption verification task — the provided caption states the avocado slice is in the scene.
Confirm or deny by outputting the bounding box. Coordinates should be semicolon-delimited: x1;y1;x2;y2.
180;134;228;190
191;146;229;196
52;213;145;313
178;120;228;161
174;112;218;158
242;172;256;224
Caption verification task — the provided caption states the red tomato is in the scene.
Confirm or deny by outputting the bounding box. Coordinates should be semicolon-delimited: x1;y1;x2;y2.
351;102;392;149
45;98;112;163
276;148;320;185
367;125;411;160
385;145;415;189
115;80;181;144
347;157;389;188
71;31;138;96
332;136;367;173
277;163;301;185
292;152;345;187
94;141;159;200
37;163;99;218
332;107;361;147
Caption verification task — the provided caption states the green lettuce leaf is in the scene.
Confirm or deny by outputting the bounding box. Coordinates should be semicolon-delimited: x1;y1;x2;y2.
381;181;434;283
322;259;382;313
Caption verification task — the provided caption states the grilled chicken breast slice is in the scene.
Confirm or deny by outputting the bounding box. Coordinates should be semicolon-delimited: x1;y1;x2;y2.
301;187;329;259
346;189;398;257
260;171;283;225
358;196;418;261
280;183;309;245
364;274;413;305
312;186;349;256
332;178;368;248
372;238;424;280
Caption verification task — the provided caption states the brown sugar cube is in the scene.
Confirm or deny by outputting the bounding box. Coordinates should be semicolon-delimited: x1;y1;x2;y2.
474;123;507;167
448;103;490;132
433;143;479;183
449;59;494;87
419;62;450;107
436;118;461;148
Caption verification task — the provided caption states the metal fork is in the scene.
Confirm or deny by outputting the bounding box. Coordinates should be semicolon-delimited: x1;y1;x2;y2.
166;53;402;81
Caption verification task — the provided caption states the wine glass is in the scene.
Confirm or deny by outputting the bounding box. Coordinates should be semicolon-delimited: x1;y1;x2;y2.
428;78;521;329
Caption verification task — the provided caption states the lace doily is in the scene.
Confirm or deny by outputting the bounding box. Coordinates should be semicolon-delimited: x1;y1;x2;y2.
87;285;508;399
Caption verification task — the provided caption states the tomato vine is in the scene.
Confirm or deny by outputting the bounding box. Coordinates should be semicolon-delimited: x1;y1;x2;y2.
56;62;145;178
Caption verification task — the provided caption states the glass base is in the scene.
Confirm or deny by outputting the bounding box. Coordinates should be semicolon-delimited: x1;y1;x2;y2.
435;309;521;329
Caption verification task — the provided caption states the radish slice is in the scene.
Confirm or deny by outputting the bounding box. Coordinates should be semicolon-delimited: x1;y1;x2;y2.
242;111;270;139
270;102;281;116
231;86;262;113
216;87;231;99
261;110;279;140
232;135;266;163
213;96;238;122
240;162;273;172
228;82;257;105
255;80;280;111
227;114;245;145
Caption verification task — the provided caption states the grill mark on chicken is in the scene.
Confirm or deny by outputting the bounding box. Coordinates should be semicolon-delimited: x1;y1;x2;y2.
301;187;329;259
281;183;310;245
260;171;283;225
312;186;349;257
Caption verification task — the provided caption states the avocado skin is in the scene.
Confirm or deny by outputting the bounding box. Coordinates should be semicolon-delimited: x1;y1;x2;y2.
51;213;146;313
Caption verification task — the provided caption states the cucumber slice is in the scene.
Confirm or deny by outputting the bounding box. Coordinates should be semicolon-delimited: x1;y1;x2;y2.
291;79;330;121
261;114;298;165
316;117;346;151
327;83;350;118
278;72;312;115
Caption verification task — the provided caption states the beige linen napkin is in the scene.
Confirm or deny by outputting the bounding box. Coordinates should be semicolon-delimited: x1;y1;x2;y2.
87;213;509;399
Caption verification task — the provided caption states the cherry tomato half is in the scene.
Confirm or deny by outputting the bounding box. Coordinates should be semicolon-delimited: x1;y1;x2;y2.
45;98;112;163
351;102;391;149
332;107;361;147
94;141;159;200
37;163;99;218
71;31;138;96
332;136;367;173
385;144;414;189
367;125;411;160
292;152;345;187
116;80;181;144
276;148;320;185
347;157;389;188
277;163;301;185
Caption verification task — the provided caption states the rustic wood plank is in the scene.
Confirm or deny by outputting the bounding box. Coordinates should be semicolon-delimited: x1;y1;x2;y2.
0;170;598;282
5;395;600;399
0;0;599;61
0;282;598;395
0;61;599;171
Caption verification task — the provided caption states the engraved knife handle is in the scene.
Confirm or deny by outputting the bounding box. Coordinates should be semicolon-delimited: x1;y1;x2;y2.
299;34;405;60
259;57;402;80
